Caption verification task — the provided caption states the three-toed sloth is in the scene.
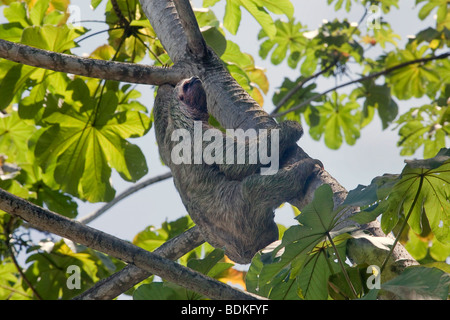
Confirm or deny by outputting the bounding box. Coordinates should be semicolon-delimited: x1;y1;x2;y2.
153;77;321;264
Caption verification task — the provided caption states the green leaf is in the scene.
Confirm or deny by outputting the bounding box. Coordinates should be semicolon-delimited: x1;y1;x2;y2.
36;184;78;218
0;259;32;300
134;216;196;253
298;241;347;300
91;0;103;9
246;185;339;299
386;44;441;100
3;2;30;28
29;0;51;26
381;266;450;300
201;26;227;57
24;241;102;299
0;111;36;163
380;149;450;244
187;249;231;278
258;19;307;67
309;92;361;149
133;282;191;300
372;23;401;49
203;0;221;7
21;25;82;52
300;50;319;76
34;80;150;202
223;0;241;35
0;64;24;110
0;22;23;42
418;0;448;24
240;1;276;39
396;104;449;158
222;0;293;38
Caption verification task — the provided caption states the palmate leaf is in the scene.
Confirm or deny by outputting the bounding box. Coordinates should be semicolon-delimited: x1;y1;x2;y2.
258;19;307;67
34;80;151;203
350;80;398;129
309;92;361;149
385;43;441;100
0;111;36;163
246;184;343;299
381;148;450;244
396;103;449;159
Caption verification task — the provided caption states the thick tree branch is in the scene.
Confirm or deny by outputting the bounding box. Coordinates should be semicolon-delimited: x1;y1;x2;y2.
0;39;184;85
140;0;188;63
74;226;205;300
78;172;172;224
272;51;450;118
172;0;207;58
0;188;259;300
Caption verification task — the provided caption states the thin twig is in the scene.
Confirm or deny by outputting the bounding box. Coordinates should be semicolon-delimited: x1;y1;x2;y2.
271;62;337;115
272;52;450;118
78;172;172;224
4;218;42;300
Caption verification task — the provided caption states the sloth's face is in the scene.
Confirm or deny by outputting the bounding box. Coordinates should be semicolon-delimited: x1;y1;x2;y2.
176;77;208;120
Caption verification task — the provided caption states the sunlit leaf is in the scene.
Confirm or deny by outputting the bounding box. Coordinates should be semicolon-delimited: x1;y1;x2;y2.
381;149;450;244
222;0;293;38
34;80;150;202
309;92;361;149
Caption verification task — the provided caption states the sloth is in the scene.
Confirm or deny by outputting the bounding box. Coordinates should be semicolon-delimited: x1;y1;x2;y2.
153;77;321;264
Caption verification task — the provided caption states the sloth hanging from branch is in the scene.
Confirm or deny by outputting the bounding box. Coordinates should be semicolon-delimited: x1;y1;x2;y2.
149;0;324;264
154;77;322;263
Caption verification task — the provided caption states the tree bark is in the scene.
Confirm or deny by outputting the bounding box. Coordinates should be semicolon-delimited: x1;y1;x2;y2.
0;39;184;85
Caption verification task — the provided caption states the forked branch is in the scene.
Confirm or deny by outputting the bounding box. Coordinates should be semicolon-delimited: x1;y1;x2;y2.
0;187;259;300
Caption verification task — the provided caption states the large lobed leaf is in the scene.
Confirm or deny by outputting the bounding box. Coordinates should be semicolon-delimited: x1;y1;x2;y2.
34;79;151;203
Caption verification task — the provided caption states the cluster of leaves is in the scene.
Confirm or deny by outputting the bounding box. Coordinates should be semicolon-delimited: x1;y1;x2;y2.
245;148;450;300
255;0;449;153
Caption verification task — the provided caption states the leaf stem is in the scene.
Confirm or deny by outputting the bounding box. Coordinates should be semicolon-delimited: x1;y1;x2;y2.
326;232;358;298
380;173;424;274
